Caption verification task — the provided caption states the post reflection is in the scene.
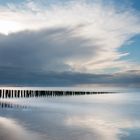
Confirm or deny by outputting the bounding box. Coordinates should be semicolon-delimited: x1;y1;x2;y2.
0;100;28;109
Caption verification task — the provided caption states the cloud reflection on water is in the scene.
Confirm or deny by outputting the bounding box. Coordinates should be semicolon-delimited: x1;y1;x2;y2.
0;117;42;140
65;115;140;140
0;92;140;140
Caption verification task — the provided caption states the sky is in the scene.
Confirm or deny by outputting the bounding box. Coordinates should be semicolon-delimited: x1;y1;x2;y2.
0;0;140;87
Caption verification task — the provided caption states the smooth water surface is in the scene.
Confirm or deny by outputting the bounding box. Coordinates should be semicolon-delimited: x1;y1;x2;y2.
0;91;140;140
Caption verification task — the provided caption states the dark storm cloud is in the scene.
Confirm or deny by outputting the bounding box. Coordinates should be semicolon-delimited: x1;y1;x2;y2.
0;65;140;87
0;27;139;87
0;27;94;72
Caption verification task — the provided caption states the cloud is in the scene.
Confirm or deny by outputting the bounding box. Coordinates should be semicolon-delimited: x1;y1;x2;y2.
0;0;140;86
0;27;95;72
0;65;139;88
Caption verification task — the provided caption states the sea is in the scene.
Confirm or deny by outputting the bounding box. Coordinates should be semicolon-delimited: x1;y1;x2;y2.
0;87;140;140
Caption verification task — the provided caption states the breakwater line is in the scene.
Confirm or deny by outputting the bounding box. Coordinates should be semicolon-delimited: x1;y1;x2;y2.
0;87;114;99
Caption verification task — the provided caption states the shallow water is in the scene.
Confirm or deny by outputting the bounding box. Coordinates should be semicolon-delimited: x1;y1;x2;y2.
0;91;140;140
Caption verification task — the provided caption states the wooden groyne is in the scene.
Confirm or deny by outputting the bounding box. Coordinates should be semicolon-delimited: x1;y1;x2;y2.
0;87;114;99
